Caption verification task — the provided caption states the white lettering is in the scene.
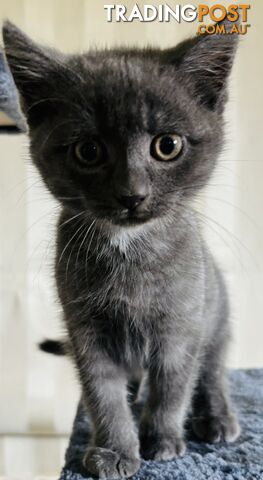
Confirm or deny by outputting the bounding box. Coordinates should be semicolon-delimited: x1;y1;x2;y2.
181;5;197;22
104;4;115;22
158;4;164;22
104;4;198;23
144;5;158;22
116;4;127;21
128;3;144;22
164;5;180;23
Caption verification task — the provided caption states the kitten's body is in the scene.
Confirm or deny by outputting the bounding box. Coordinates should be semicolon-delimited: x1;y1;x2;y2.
3;20;240;479
58;206;226;373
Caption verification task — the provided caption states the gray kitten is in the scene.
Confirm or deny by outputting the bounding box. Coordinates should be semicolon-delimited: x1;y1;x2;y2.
3;20;240;479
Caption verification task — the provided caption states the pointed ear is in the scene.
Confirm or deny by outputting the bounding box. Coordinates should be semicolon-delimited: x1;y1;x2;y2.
2;21;67;126
163;19;238;112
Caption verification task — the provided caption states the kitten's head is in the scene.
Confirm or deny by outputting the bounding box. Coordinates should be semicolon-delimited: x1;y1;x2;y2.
3;21;238;229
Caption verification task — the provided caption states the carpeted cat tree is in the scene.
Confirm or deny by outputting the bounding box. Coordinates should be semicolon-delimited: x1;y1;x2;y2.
0;49;26;131
60;370;263;480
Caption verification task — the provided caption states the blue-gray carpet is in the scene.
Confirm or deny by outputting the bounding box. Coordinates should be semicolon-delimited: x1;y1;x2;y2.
60;369;263;480
0;49;26;131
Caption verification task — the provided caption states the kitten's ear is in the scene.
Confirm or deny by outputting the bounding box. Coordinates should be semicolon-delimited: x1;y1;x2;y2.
2;21;66;126
163;20;238;112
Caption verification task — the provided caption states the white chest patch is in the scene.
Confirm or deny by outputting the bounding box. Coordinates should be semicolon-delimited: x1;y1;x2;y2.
110;226;147;253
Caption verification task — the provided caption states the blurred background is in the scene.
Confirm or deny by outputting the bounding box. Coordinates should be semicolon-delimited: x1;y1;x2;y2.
0;0;262;477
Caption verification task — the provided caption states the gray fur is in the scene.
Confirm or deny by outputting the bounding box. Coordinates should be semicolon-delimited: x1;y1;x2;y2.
3;20;240;479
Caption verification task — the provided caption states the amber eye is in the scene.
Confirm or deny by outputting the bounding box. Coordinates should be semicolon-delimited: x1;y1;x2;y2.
74;139;105;166
151;134;183;161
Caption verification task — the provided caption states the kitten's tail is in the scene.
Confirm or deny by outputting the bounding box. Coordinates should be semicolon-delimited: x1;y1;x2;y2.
39;339;68;356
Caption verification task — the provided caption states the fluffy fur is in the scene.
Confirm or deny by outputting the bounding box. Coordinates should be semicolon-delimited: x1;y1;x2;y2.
3;20;240;479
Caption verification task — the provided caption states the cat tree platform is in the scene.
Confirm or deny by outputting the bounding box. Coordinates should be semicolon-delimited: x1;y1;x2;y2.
59;369;263;480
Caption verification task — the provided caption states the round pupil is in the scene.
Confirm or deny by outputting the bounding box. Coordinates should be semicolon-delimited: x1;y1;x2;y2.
80;142;98;162
159;136;176;155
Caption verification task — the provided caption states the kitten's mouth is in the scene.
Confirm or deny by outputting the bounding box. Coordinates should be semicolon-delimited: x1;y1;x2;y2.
93;205;153;226
114;209;152;226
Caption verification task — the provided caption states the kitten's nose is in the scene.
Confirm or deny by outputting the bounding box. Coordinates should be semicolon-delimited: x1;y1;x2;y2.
117;194;146;210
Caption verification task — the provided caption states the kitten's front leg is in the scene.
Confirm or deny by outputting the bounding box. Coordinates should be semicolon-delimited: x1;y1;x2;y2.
140;335;200;461
74;343;140;479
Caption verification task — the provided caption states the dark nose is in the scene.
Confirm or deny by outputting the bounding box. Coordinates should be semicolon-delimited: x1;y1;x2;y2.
117;194;146;210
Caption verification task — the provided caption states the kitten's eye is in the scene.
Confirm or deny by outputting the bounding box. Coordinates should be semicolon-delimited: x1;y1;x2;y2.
74;139;105;166
151;134;183;161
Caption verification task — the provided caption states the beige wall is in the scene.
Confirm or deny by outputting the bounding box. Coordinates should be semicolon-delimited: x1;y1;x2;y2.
0;0;263;475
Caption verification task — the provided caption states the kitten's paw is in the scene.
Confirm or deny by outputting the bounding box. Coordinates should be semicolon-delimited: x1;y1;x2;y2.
83;447;140;479
151;438;186;461
192;414;241;443
140;433;186;461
